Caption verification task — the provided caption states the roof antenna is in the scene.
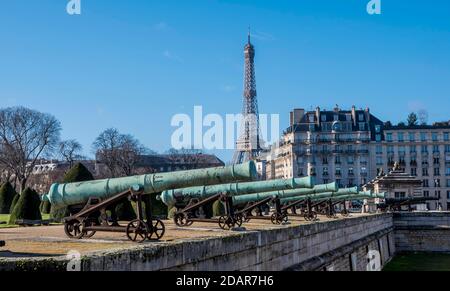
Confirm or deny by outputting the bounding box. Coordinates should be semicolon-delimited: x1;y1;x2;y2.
248;26;251;44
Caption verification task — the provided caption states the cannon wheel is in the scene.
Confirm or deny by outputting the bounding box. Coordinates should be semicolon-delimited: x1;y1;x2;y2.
174;213;188;227
218;216;235;230
81;219;97;239
148;219;165;240
126;219;149;243
234;215;243;227
64;221;84;239
304;211;317;222
271;213;288;225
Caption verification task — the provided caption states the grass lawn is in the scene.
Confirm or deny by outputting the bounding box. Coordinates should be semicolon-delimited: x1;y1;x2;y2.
0;213;51;229
384;253;450;271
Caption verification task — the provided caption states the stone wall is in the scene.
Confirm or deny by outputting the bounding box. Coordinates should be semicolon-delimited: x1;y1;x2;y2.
78;214;394;271
394;212;450;253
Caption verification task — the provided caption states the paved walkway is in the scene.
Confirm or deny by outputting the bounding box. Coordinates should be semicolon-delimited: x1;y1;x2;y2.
0;213;368;259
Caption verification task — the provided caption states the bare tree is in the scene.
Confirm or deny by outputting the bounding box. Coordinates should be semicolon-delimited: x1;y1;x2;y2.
59;139;84;168
418;109;429;125
93;128;149;177
0;107;61;192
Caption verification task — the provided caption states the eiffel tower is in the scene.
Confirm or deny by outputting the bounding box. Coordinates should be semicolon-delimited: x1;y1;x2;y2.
233;30;263;164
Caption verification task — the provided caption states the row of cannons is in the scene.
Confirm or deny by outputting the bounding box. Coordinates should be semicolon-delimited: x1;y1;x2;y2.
43;161;384;243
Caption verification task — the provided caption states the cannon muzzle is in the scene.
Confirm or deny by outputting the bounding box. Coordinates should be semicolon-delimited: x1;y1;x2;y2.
43;161;257;209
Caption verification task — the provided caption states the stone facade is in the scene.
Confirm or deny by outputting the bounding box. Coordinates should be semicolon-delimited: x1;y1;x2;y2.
264;106;450;210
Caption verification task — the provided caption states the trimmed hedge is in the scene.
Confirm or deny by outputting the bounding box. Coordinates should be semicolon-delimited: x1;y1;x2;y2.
9;194;20;214
212;200;226;217
9;188;42;224
0;182;16;214
50;163;95;222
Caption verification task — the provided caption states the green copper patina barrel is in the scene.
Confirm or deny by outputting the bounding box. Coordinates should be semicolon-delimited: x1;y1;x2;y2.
280;190;383;204
231;182;339;206
43;161;257;210
158;176;316;207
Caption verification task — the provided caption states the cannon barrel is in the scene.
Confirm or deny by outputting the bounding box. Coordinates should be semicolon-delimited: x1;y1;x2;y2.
159;176;316;207
43;161;257;210
281;189;384;204
232;182;339;206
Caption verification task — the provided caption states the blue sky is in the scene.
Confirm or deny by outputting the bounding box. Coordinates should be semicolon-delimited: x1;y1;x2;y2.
1;0;450;162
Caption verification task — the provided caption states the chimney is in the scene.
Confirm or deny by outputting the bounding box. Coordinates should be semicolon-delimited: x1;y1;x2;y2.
290;109;304;126
365;107;371;123
316;107;321;125
351;105;357;127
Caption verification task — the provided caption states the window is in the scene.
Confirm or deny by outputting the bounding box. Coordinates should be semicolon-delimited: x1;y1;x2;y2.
387;133;393;142
432;133;439;142
348;179;355;187
433;145;440;153
388;146;394;154
348;167;354;175
446;145;450;153
376;134;382;142
375;125;381;133
361;167;368;174
434;157;440;165
398;132;404;142
336;167;342;176
435;179;441;187
409;132;416;142
376;146;383;154
424;191;430;197
446;167;450;176
335;156;341;164
423;168;429;176
421;132;427;141
434;168;441;176
348;145;353;151
322;157;328;164
323;167;329;176
445;132;449;141
323;179;329;184
399;146;406;155
423;180;429;187
395;192;406;199
447;191;450;200
447;180;450;188
377;157;383;165
321;115;327;122
348;156;354;164
336;179;342;188
436;191;441;199
359;114;364;121
359;123;366;131
334;114;339;121
411;168;417;176
410;145;417;153
422;145;428;153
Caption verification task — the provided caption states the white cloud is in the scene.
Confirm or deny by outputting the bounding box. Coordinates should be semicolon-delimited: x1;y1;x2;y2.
163;50;183;63
222;85;236;93
153;22;170;31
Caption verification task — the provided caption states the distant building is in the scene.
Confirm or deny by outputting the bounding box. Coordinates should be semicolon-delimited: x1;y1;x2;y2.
25;154;224;194
264;106;450;210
